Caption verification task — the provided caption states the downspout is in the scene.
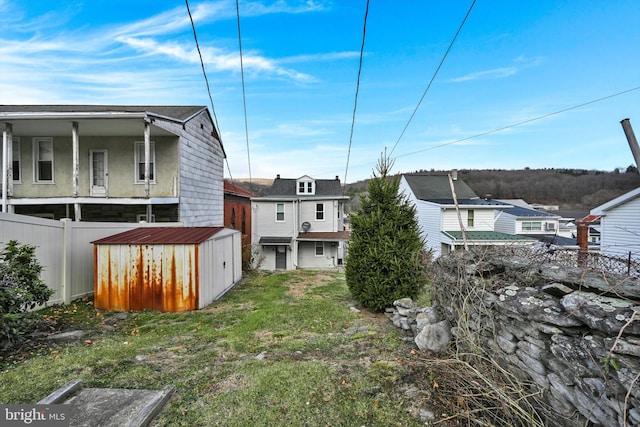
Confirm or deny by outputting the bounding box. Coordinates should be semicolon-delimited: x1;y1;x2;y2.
620;118;640;172
2;123;11;213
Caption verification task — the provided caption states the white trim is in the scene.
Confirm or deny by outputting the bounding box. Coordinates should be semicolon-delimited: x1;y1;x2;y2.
315;241;324;256
591;186;640;214
275;202;285;222
315;202;325;221
11;137;21;184
8;197;178;205
32;137;54;183
89;149;108;197
134;141;156;184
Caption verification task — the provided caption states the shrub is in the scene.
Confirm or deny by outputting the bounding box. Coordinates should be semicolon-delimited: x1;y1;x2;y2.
0;240;52;350
345;155;429;312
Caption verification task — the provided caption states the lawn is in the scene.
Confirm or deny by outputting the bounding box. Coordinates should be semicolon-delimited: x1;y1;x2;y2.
0;270;442;426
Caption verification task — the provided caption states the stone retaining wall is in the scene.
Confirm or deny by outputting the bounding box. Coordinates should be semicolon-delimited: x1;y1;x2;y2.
390;251;640;427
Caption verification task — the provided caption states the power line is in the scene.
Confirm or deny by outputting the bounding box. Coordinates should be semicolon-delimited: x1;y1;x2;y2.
389;0;476;157
395;85;640;159
235;0;252;184
185;0;221;136
343;0;370;194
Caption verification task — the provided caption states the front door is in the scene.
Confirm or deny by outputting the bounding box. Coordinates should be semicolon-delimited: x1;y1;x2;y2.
275;246;286;270
90;150;108;197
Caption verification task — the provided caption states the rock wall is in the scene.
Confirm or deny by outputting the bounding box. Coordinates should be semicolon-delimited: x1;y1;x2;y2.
390;251;640;427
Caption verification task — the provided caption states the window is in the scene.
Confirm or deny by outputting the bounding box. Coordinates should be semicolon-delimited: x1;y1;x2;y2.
276;203;285;222
522;221;542;231
33;137;53;182
316;203;324;220
315;241;324;256
12;137;20;182
134;141;155;183
467;209;474;227
241;208;246;234
231;207;236;229
296;179;315;195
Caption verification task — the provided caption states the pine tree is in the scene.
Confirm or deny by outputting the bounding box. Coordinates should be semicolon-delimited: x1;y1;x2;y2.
345;155;428;312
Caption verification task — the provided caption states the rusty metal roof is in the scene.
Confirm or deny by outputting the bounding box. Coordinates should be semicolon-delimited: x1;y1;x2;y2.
92;227;224;245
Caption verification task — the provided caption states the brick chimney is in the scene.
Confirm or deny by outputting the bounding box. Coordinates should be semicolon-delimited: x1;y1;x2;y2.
576;220;588;266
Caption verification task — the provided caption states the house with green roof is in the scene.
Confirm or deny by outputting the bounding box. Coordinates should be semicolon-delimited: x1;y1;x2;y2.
399;173;534;257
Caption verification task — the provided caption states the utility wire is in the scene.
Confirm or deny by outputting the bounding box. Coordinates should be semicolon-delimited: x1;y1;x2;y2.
236;0;252;184
186;0;221;136
395;85;640;159
343;0;370;194
389;0;476;157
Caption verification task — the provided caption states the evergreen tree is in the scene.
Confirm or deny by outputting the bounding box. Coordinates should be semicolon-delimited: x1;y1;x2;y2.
345;155;428;312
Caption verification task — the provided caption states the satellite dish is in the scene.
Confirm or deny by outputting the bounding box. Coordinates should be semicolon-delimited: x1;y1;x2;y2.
302;221;311;232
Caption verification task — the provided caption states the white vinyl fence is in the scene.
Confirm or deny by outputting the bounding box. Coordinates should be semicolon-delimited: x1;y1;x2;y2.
0;212;184;306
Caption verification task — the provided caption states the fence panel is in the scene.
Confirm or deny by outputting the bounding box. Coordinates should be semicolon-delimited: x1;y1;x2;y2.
0;212;185;305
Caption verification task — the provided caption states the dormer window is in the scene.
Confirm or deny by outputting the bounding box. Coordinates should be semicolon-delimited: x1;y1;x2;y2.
296;177;315;195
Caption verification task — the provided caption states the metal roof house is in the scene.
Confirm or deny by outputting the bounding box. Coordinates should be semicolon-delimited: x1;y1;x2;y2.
251;175;349;270
92;226;241;312
1;105;225;225
399;174;534;257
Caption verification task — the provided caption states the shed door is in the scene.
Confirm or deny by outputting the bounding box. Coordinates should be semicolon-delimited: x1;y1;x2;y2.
90;150;108;197
275;245;286;270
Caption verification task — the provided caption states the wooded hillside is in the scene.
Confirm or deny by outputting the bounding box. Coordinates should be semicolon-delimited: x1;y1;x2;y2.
345;167;640;209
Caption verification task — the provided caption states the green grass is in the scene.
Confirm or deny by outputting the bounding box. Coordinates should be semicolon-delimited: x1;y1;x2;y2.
0;270;429;426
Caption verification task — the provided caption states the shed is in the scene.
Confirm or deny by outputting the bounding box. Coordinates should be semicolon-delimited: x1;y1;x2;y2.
92;227;241;312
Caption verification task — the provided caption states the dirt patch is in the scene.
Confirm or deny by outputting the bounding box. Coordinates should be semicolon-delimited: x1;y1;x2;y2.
286;271;334;298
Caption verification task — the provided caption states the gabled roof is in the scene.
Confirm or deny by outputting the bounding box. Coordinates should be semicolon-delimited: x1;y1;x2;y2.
591;187;640;214
0;105;208;122
402;174;478;200
92;227;223;245
260;176;347;199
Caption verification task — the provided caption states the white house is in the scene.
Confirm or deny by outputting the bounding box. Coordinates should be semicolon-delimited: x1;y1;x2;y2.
251;175;349;270
399;174;533;257
1;105;225;225
590;186;640;262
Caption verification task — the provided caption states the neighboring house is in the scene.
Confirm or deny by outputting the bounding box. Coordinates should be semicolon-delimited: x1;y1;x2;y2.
399;174;533;257
590;187;640;261
251;175;349;270
0;105;225;225
224;179;254;264
495;201;570;245
581;214;601;244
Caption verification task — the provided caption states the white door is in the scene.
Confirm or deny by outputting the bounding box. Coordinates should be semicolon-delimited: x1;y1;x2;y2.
90;150;108;196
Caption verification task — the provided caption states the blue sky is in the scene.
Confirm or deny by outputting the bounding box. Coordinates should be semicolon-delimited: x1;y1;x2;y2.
1;0;639;183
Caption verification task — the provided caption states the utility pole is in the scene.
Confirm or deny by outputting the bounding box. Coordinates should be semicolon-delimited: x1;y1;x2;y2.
620;118;640;173
449;173;468;251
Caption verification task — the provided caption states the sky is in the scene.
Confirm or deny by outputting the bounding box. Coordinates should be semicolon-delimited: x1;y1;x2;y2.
1;0;639;184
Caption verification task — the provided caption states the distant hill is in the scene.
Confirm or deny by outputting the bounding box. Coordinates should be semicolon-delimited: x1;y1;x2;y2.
344;167;640;210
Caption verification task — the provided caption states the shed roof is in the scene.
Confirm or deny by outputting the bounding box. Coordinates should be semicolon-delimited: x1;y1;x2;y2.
443;231;534;242
0;105;207;122
297;231;350;241
92;227;224;245
501;206;558;218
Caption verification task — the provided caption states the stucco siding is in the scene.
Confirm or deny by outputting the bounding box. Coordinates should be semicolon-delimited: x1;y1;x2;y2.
10;134;179;198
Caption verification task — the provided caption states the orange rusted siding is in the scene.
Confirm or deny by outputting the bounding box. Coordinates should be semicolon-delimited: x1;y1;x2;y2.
94;243;199;312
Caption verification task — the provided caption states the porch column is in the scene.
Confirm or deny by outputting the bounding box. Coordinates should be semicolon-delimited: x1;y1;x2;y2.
144;118;151;197
2;123;12;213
72;121;79;197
